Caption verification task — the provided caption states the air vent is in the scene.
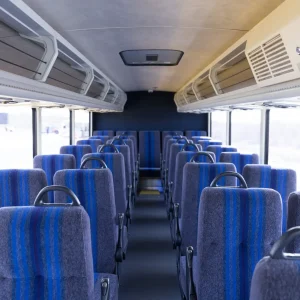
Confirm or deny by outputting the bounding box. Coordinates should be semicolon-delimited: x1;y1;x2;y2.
248;34;294;83
146;54;158;62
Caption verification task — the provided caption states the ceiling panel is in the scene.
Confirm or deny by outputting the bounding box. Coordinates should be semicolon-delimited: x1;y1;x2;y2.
23;0;284;91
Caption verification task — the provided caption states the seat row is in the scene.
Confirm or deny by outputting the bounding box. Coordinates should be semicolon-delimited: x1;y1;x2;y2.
161;132;298;299
0;131;140;299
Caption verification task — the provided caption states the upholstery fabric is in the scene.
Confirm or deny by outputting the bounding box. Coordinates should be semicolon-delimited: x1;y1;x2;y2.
243;165;296;232
220;152;259;174
180;163;237;254
250;256;300;300
81;153;126;215
93;130;114;138
193;187;282;300
60;145;92;169
185;131;207;139
77;139;103;153
89;136;110;144
287;192;300;253
0;169;47;207
206;145;238;162
116;130;137;140
139;131;161;169
54;169;118;274
33;155;76;203
0;206;95;300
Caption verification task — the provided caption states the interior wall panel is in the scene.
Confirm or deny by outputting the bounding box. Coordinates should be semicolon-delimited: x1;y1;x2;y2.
93;91;208;132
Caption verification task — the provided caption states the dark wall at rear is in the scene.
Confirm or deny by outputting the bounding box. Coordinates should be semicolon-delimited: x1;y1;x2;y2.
93;91;208;132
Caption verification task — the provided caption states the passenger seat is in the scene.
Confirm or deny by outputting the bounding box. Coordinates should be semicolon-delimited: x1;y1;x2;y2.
220;152;259;173
77;139;103;152
60;145;92;168
93;130;115;138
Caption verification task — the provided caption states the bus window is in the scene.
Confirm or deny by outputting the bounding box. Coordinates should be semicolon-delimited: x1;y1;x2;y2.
41;108;70;154
0;105;33;168
269;108;300;189
75;110;89;144
211;111;227;144
231;109;261;155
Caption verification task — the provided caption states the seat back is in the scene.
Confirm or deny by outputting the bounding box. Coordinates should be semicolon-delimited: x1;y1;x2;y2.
77;139;103;152
173;151;216;207
81;153;126;215
181;163;236;252
243;165;296;232
194;186;282;299
206;145;238;162
89;135;110;144
162;131;183;145
287;193;300;253
198;140;222;151
93;130;114;137
98;144;132;186
0;205;94;300
118;135;137;161
220;152;259;173
139;131;161;170
60;145;92;168
33;155;76;203
185;130;207;139
0;169;47;206
54;169;117;273
250;227;300;300
116;130;137;140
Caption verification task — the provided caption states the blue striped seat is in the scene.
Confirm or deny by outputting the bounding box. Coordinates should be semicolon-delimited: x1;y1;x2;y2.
77;139;102;152
181;187;282;299
220;152;259;173
0;205;118;299
198;140;222;151
89;135;110;144
116;130;137;140
179;163;236;255
60;145;92;168
81;153;127;217
243;164;296;232
185;130;207;139
117;135;138;162
93;130;114;137
139;131;161;170
54;169;118;274
33;155;75;203
162;131;183;145
250;228;300;300
0;169;47;206
206;145;238;162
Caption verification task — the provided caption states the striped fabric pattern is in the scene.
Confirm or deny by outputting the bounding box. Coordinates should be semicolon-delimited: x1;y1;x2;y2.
195;187;282;300
82;153;127;215
54;169;117;274
207;145;238;162
198;140;210;151
89;136;110;144
119;135;137;160
243;165;296;232
0;206;95;300
116;130;137;140
33;155;76;203
220;153;259;174
139;131;160;169
93;130;114;137
60;145;92;168
0;170;47;207
77;139;102;152
185;130;207;139
162;131;183;145
180;163;237;253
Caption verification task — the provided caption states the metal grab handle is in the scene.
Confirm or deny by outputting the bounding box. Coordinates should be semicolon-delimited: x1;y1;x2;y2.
190;152;215;163
210;171;248;188
34;185;81;207
98;144;119;153
80;157;108;169
270;227;300;259
111;138;126;145
181;143;200;152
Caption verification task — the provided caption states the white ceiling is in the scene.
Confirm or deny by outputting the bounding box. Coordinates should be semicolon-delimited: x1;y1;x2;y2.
23;0;284;92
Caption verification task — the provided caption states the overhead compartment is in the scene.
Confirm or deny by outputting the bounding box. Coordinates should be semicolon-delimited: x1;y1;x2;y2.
175;0;300;113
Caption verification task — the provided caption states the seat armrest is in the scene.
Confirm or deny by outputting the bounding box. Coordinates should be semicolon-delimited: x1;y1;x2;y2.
101;278;110;300
126;185;132;226
186;246;197;300
115;213;124;264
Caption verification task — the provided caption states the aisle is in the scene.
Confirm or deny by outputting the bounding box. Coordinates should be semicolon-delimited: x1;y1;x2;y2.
119;194;181;300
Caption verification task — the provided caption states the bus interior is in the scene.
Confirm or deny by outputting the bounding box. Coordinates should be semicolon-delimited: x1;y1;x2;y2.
0;0;300;299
